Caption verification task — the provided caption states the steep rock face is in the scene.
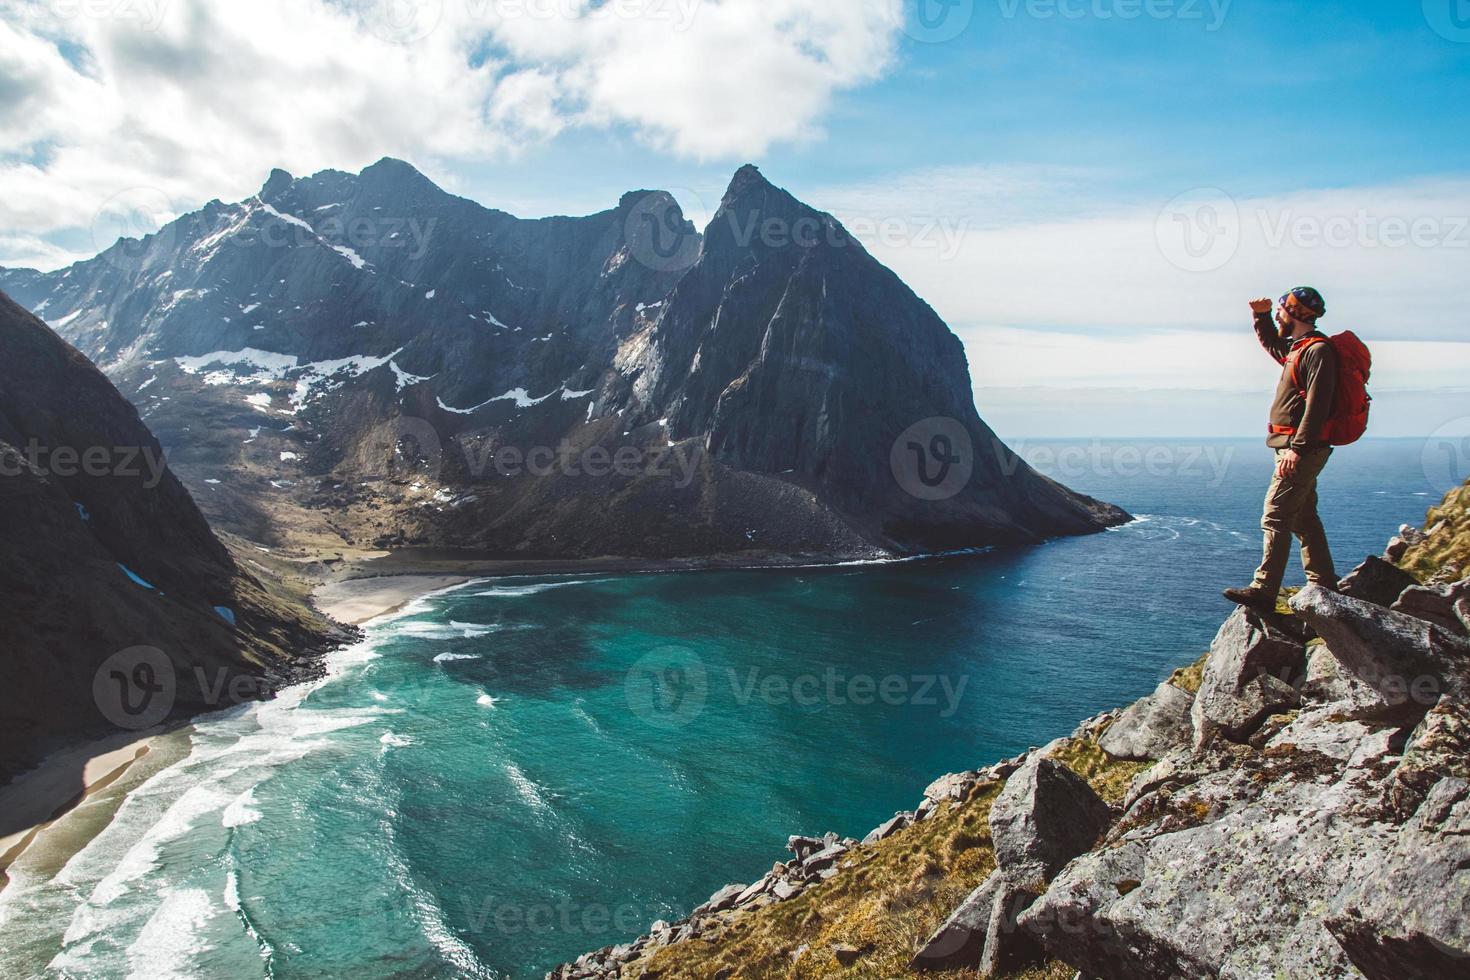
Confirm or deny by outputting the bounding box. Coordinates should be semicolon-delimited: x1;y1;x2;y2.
606;166;1122;552
2;162;1126;559
0;291;345;783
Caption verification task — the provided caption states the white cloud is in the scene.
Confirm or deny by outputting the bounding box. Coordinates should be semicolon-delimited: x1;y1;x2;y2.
826;168;1470;344
0;0;901;266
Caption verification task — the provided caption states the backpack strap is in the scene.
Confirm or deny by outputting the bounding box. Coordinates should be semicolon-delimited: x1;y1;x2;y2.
1288;335;1330;393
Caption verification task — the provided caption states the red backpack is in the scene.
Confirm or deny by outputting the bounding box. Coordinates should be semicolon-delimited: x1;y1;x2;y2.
1289;332;1372;446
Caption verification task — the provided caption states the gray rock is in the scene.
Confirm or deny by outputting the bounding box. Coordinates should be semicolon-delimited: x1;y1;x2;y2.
696;883;748;915
1302;643;1397;717
1392;577;1470;637
1326;778;1470;978
923;771;980;802
990;757;1113;885
1191;606;1306;745
1098;681;1195;760
1290;585;1470;720
771;879;804;901
800;844;846;874
977;879;1046;977
1385;697;1470;819
786;835;824;862
1338;555;1419;608
734;878;770;906
914;874;1045;974
861;813;911;845
1021;728;1399;978
911;871;1004;969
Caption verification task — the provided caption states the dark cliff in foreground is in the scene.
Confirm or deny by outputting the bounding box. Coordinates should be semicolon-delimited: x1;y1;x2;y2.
0;290;351;785
1;161;1125;562
553;486;1470;979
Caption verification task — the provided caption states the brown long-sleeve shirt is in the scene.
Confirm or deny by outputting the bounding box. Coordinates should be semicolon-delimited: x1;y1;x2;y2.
1253;312;1338;452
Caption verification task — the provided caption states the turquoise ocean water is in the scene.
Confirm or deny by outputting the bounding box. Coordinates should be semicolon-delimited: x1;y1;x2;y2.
0;439;1454;978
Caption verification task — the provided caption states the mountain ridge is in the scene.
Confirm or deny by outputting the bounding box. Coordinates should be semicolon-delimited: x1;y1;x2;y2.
0;289;351;784
1;160;1126;560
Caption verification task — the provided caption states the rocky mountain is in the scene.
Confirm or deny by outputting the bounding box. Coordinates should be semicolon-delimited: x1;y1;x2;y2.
551;491;1470;979
0;161;1125;560
0;290;350;784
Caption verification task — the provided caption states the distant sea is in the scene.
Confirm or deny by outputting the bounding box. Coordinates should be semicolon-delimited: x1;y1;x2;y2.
0;439;1450;978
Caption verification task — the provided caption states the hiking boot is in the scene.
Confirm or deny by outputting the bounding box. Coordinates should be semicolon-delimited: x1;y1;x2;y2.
1223;586;1277;612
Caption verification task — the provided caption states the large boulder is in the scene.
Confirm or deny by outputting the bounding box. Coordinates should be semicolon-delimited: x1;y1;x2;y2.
1191;606;1306;746
1020;711;1406;979
915;756;1111;973
1326;778;1470;978
990;757;1113;885
1099;682;1194;761
1289;585;1470;720
1392;578;1470;637
912;874;1044;973
1338;556;1419;608
911;871;1004;969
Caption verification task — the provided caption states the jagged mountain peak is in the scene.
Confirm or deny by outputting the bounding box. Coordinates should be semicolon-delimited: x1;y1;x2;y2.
260;167;295;201
3;161;1126;561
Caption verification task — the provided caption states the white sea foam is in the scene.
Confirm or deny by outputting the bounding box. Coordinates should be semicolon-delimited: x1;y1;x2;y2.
222;787;263;828
503;763;551;815
471;578;609;598
123;886;223;980
434;652;481;662
396;620;496;640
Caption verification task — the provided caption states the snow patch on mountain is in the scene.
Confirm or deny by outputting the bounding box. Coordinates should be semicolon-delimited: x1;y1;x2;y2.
390;360;434;392
331;245;369;270
288;349;404;409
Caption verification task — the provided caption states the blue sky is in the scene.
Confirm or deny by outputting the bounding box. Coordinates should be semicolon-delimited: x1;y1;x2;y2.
2;0;1466;435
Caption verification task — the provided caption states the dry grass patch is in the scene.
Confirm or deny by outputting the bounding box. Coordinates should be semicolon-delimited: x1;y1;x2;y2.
1046;738;1151;806
1168;653;1208;695
629;783;1033;979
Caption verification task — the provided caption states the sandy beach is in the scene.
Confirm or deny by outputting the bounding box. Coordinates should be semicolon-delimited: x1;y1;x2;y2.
313;574;476;625
0;732;158;879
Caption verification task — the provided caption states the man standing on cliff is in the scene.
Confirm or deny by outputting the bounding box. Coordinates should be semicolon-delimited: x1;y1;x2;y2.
1224;286;1340;611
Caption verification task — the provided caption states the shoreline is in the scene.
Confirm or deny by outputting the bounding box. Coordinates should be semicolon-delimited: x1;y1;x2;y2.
0;732;158;882
310;546;1012;625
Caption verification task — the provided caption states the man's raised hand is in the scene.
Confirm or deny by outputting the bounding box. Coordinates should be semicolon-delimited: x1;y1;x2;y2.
1250;297;1274;315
